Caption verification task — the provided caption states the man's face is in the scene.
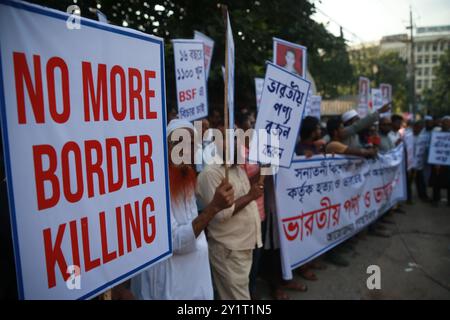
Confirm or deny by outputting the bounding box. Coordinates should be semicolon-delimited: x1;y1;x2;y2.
379;119;392;134
312;124;322;141
413;123;423;135
392;119;402;132
285;51;295;68
425;120;434;130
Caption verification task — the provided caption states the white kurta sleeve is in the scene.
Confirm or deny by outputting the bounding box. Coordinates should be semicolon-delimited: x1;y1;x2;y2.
171;206;197;255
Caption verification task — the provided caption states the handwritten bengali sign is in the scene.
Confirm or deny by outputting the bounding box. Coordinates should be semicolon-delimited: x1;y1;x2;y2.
250;62;311;168
428;131;450;166
275;145;406;280
172;39;208;121
194;31;214;80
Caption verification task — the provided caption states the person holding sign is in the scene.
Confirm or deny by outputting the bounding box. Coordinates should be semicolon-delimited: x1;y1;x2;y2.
196;131;264;300
429;116;450;207
131;119;234;300
326;118;377;158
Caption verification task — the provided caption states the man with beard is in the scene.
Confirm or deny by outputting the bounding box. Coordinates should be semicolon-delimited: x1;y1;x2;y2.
131;119;234;299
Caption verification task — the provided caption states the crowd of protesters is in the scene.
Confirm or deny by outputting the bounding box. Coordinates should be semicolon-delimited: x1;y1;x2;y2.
1;103;449;300
117;103;450;300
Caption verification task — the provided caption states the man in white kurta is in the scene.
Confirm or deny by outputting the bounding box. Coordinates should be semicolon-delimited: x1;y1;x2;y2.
131;119;234;300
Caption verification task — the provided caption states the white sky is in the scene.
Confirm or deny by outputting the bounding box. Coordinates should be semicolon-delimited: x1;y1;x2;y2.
311;0;450;44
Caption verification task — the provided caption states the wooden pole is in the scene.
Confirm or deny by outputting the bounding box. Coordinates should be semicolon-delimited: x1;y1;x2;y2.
221;4;229;181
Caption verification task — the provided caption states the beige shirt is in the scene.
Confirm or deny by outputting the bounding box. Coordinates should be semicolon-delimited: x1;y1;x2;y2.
196;164;262;251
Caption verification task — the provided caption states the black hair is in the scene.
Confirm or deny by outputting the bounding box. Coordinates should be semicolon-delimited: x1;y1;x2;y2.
300;116;319;140
391;114;403;123
327;117;342;139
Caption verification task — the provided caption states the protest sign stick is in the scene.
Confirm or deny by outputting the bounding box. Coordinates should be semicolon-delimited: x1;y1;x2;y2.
221;4;230;181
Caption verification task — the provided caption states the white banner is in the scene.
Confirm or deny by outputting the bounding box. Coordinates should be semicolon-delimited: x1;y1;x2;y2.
275;145;407;280
358;77;370;117
305;95;321;120
0;1;171;299
273;38;307;78
255;77;264;111
428;131;450;166
173;39;208;121
194;31;214;80
250;62;311;168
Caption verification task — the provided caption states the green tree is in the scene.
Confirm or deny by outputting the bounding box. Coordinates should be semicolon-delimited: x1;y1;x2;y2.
28;0;354;111
422;49;450;117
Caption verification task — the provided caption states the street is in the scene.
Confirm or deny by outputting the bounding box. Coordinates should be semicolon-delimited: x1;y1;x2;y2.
257;194;450;300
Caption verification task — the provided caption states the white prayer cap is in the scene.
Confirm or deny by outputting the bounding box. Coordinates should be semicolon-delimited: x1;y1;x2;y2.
342;109;359;123
166;119;195;137
442;115;450;120
424;115;433;121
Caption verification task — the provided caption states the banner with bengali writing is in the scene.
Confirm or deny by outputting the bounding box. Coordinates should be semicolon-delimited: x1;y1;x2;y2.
275;145;407;280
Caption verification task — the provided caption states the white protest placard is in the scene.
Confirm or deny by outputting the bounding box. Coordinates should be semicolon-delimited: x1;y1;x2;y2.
428;131;450;166
414;130;431;170
380;83;392;104
0;1;171;299
305;95;321;120
273;38;307;78
225;11;235;160
357;77;370;117
194;31;214;80
276;145;406;280
404;129;415;170
371;88;384;112
250;62;311;168
255;77;264;111
380;83;392;117
172;39;208;122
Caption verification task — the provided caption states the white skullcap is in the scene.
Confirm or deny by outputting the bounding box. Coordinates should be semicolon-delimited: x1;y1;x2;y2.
166;119;195;137
442;115;450;120
424;115;433;121
342;109;359;123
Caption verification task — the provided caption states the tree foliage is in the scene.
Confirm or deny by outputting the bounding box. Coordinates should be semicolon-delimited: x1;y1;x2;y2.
28;0;354;112
422;49;450;117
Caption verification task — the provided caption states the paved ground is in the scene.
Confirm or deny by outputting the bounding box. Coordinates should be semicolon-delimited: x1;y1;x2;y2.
256;192;450;300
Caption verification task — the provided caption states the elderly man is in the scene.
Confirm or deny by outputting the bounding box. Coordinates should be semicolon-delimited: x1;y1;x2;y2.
196;130;264;300
131;119;234;300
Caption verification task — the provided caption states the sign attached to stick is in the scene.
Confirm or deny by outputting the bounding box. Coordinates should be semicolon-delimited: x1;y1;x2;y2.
371;89;383;112
358;77;370;117
0;1;171;299
273;38;307;78
194;31;214;80
428;132;450;165
250;62;311;168
172;39;208;121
